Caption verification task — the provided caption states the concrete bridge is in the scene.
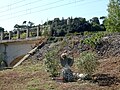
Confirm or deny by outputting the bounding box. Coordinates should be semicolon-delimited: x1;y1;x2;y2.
0;25;49;67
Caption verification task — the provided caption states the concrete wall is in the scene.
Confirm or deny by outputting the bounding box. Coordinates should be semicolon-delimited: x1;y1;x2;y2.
0;44;4;53
0;43;34;66
0;44;5;62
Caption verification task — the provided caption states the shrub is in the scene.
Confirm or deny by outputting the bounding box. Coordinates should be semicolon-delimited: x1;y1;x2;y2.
20;33;26;39
12;34;17;40
82;32;107;48
44;47;60;77
77;51;99;75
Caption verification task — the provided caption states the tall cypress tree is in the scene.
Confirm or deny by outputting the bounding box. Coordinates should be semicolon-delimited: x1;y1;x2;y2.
105;0;120;32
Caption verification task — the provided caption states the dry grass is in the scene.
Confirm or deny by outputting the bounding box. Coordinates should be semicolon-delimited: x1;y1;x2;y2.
0;57;120;90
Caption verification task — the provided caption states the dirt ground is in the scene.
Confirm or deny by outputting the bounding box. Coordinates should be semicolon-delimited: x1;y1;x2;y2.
0;56;120;90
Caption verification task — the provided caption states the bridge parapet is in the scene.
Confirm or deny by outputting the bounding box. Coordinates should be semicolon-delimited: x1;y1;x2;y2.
0;25;51;41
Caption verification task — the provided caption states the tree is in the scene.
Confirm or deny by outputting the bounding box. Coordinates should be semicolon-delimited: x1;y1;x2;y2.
105;0;120;32
28;21;34;27
0;27;4;32
14;24;20;28
23;21;27;24
90;17;100;25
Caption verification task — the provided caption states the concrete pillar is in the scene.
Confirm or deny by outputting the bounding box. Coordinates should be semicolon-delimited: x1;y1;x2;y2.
67;17;71;25
37;26;40;37
9;31;12;40
0;31;4;40
26;28;29;38
17;30;20;39
48;25;52;36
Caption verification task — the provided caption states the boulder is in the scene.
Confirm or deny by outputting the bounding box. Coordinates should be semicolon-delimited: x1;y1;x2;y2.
61;67;74;82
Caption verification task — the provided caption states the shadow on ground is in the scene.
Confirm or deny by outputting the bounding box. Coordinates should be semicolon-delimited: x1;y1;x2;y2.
92;74;120;86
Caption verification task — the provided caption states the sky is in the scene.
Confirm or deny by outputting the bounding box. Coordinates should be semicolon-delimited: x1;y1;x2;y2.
0;0;109;31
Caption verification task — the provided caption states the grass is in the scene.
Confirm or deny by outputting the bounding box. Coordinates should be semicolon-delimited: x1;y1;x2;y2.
0;59;49;90
0;56;120;90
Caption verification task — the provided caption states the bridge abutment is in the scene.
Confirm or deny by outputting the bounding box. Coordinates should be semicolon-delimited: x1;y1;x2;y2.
0;37;45;67
0;31;4;40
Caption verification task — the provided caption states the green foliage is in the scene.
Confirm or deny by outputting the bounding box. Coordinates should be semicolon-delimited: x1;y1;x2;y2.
77;51;99;75
60;37;74;50
44;17;105;37
44;47;60;77
42;26;51;37
12;34;17;39
42;30;49;37
0;27;4;32
105;0;120;32
20;33;26;39
84;31;94;36
47;37;63;43
82;32;106;48
90;17;100;25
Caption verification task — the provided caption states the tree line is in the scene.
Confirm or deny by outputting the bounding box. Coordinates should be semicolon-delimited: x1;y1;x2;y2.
43;17;106;36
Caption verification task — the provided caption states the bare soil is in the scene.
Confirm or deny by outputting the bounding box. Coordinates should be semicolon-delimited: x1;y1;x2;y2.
0;56;120;90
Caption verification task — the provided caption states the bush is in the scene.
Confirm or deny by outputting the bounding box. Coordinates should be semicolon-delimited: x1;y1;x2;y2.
44;47;60;77
82;32;107;48
12;34;17;40
77;51;99;75
20;33;26;39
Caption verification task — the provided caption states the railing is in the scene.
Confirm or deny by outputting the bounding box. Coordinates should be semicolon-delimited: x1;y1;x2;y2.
0;25;51;41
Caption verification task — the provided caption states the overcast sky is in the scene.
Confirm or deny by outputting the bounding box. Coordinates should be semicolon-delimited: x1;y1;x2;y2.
0;0;109;31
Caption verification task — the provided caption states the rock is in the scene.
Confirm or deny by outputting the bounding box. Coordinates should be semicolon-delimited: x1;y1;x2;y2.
61;67;74;82
78;73;92;80
102;36;109;41
96;34;120;57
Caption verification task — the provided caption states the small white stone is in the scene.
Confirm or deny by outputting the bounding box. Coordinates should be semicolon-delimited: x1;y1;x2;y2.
73;73;76;76
76;73;79;76
78;78;81;81
78;74;85;78
102;36;109;41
